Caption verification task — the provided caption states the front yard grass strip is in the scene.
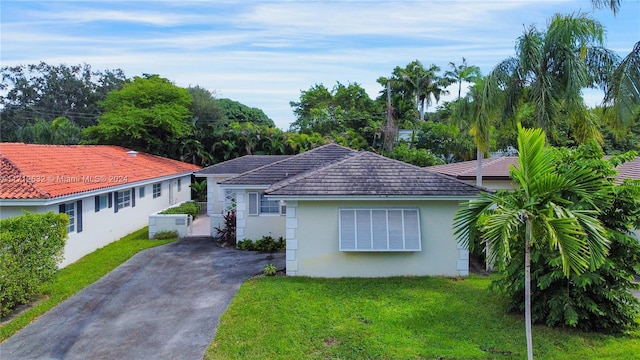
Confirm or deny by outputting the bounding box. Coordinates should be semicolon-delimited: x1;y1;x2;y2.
206;276;640;360
0;227;175;342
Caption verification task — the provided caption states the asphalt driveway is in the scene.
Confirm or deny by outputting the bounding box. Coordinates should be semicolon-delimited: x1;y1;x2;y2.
0;237;285;360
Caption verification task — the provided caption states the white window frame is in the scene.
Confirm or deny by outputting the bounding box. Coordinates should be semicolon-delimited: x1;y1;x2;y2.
116;190;131;210
339;208;421;252
139;186;145;198
153;183;162;198
65;202;75;233
177;179;182;192
248;192;285;216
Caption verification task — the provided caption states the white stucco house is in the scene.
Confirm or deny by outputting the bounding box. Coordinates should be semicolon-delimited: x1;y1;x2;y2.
207;144;483;278
0;143;200;267
193;154;291;235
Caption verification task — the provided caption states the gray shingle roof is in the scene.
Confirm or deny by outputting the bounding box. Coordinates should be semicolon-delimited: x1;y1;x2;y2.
195;155;291;176
266;151;483;197
222;143;358;186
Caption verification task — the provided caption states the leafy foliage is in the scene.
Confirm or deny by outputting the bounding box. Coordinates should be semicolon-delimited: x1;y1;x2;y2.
190;180;207;202
386;143;443;167
237;236;285;252
0;212;68;317
494;143;640;332
218;98;275;127
215;210;237;245
159;201;199;219
153;230;179;240
0;62;125;142
263;264;277;276
83;74;193;157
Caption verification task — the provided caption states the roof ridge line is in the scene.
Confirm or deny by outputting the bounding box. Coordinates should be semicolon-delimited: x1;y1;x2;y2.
266;151;364;193
221;143;356;183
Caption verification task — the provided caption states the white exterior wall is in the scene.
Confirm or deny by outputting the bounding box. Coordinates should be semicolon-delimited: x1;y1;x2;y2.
286;200;468;277
205;175;234;236
0;174;193;267
235;189;286;242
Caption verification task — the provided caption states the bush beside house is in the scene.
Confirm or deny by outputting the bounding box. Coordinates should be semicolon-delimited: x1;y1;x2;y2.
159;201;199;219
0;212;68;317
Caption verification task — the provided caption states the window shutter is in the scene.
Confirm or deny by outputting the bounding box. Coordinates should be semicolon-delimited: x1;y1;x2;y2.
248;192;259;215
371;210;388;250
59;204;66;213
114;192;118;213
356;210;372;250
131;188;136;207
403;210;420;250
95;196;100;212
339;210;356;250
76;200;83;233
108;192;113;208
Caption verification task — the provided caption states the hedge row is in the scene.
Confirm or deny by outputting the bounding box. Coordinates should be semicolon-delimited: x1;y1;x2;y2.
0;212;68;317
159;201;199;219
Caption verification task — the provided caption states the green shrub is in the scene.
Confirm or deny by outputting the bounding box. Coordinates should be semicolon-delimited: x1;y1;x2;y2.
0;211;68;317
153;230;179;240
237;236;285;252
263;263;277;276
159;201;199;219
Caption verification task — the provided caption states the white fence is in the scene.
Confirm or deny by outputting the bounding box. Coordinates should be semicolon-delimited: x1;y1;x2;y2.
148;201;193;239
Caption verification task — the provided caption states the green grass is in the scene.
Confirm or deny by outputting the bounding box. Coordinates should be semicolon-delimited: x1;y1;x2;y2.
0;227;175;342
206;276;640;360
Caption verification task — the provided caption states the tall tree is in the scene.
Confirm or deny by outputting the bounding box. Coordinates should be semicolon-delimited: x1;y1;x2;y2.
0;62;125;141
83;75;193;158
487;13;618;144
398;60;450;122
604;41;640;135
450;76;495;186
454;124;611;360
445;57;482;99
218;98;275;127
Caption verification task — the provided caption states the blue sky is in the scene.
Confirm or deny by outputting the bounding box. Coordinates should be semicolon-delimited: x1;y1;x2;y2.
2;1;639;129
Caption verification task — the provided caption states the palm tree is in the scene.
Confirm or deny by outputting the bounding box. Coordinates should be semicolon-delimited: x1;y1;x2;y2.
454;124;611;360
450;77;495;187
487;13;618;144
445;57;482;99
604;41;640;134
398;60;450;122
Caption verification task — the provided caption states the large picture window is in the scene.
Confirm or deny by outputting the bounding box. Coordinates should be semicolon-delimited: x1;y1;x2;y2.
339;209;421;251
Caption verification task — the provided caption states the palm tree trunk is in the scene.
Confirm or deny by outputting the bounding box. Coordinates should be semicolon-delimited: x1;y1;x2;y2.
525;217;534;360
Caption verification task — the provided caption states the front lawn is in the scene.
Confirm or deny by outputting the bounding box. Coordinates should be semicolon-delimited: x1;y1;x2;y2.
206;276;640;359
0;227;175;342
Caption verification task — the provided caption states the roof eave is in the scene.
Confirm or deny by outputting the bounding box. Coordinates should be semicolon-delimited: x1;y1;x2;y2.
265;194;481;201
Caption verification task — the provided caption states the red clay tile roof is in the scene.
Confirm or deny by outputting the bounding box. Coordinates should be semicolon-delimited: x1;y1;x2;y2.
0;143;200;200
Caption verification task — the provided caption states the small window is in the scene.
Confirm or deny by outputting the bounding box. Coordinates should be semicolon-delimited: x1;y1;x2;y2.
139;186;145;198
339;209;421;251
64;202;75;233
95;194;108;212
177;179;182;192
248;192;259;216
153;183;162;198
247;192;283;215
116;190;131;210
260;194;280;214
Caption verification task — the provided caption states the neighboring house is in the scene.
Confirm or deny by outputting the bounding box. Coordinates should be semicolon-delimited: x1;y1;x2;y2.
218;144;483;277
430;156;640;240
0;143;200;266
428;157;518;190
429;156;640;189
194;155;291;234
